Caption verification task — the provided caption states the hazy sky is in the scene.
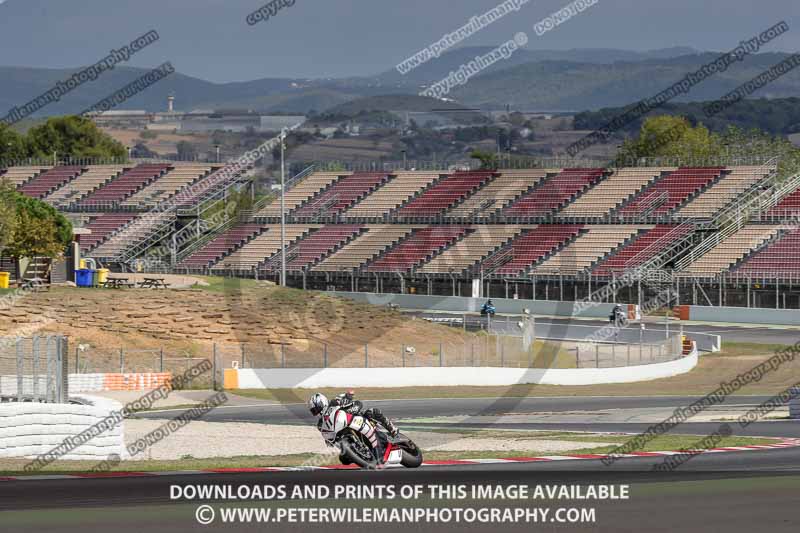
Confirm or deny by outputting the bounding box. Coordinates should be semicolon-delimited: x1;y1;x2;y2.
0;0;797;81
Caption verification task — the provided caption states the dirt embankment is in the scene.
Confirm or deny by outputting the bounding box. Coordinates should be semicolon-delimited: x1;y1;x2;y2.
0;285;474;371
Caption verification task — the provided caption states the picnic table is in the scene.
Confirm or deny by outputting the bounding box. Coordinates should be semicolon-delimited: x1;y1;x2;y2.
138;277;171;289
102;277;136;289
23;277;50;292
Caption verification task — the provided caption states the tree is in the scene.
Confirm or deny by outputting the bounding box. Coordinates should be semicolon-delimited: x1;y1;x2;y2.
131;142;158;158
614;115;718;165
176;141;198;161
470;150;498;170
2;191;72;260
0;184;20;256
26;116;126;159
0;123;28;162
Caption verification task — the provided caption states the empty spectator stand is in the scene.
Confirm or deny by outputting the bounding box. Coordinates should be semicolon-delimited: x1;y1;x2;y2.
212;225;318;272
417;225;525;275
1;166;51;187
732;227;800;279
75;163;172;209
85;212;177;260
446;170;556;220
76;213;138;253
679;225;782;277
120;164;219;208
257;172;346;218
590;224;693;276
292;173;391;220
364;226;470;272
676;165;774;219
344;172;440;220
530;225;644;275
284;225;365;270
44;165;127;207
311;225;420;272
502;168;607;219
481;225;585;276
613;167;725;219
176;223;266;269
558;168;674;219
764;183;800;219
17;165;84;199
393;171;496;218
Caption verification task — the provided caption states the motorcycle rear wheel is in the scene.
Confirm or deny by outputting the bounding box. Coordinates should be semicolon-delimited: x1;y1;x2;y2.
399;439;423;468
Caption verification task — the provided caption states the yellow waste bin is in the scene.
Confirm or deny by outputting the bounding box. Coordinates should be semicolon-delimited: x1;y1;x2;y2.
97;268;110;285
79;259;86;269
0;272;9;289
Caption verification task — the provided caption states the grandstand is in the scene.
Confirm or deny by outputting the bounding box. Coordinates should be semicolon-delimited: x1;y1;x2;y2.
4;158;798;307
76;163;172;208
17;165;84;199
44;165;127;207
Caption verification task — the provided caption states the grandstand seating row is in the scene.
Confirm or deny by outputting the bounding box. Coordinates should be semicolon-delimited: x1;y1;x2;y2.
254;165;774;221
0;163;221;209
167;222;713;277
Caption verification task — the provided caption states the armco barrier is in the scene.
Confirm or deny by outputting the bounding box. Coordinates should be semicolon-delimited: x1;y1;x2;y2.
229;348;698;389
0;394;125;460
327;292;640;320
676;305;800;326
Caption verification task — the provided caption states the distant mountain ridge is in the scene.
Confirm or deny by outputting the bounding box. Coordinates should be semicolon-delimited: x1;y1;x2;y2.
2;47;797;118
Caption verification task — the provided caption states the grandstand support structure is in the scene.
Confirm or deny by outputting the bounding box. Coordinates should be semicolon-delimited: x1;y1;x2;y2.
629;220;698;274
112;165;258;266
675;158;785;271
173;164;315;266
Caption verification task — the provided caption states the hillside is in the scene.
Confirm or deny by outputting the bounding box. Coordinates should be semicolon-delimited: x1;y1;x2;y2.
2;49;796;117
573;97;800;137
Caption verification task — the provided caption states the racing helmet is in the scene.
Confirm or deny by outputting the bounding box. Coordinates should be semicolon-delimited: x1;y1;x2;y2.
308;392;329;416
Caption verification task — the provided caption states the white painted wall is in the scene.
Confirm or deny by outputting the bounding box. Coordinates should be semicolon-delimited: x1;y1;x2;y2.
0;395;125;461
236;349;698;389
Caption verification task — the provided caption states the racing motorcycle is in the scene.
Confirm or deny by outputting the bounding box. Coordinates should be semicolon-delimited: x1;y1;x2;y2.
317;405;423;469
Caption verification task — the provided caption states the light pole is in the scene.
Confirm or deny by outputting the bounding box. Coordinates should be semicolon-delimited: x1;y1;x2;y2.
279;128;287;287
401;150;407;171
214;144;220;163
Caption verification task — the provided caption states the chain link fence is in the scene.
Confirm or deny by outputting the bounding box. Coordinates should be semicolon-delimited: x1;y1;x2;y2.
0;336;69;403
67;319;685;377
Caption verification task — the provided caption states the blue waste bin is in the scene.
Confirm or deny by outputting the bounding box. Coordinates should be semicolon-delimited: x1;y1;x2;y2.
75;269;94;287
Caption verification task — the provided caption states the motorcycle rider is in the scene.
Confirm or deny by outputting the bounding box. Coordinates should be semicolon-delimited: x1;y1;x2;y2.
308;390;400;438
481;299;496;316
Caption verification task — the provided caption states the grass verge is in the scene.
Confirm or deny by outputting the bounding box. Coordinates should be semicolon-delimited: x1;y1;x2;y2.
0;432;776;476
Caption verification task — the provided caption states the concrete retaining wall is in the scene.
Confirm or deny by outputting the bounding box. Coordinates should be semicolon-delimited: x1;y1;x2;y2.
0;395;125;460
676;305;800;326
790;387;800;419
328;292;640;320
229;348;698;389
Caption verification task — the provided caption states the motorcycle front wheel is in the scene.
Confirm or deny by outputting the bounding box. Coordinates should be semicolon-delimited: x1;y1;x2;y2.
339;432;378;470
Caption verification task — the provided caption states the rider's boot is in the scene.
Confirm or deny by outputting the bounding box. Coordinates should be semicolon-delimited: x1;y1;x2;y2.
369;409;400;438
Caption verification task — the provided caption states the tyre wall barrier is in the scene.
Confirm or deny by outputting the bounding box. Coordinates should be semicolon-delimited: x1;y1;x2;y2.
0;395;125;460
2;373;172;394
327;292;640;320
226;347;698;389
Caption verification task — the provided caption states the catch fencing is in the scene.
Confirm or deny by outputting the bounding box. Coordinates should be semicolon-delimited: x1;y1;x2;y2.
0;335;69;403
